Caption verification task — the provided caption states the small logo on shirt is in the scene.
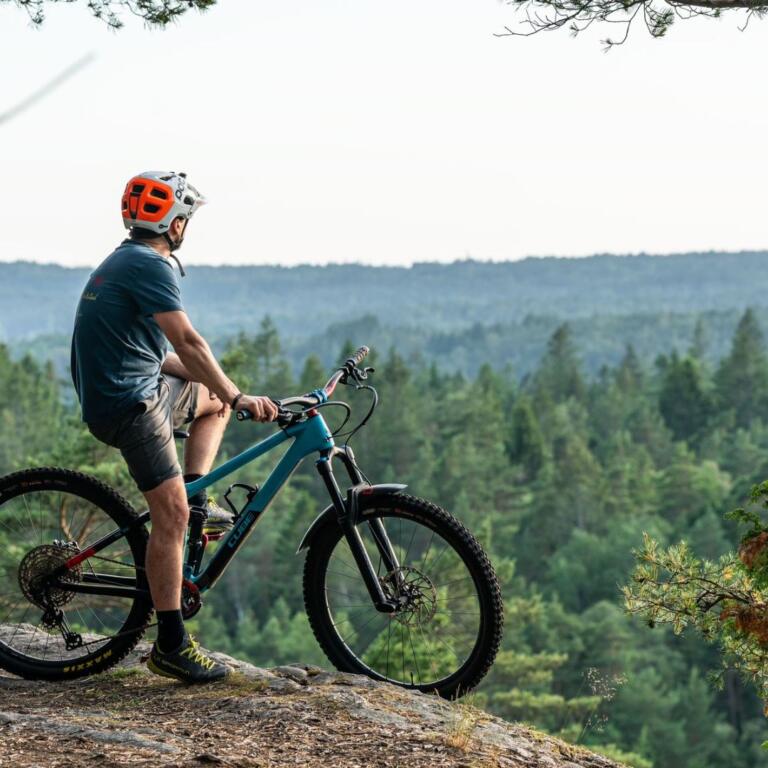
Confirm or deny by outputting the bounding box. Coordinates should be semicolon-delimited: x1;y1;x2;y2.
82;274;104;300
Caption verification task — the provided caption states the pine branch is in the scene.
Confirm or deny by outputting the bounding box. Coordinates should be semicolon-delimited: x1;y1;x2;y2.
8;0;217;28
497;0;764;46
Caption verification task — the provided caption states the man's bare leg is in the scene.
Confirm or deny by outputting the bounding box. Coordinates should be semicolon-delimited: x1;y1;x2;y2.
143;471;230;677
143;475;189;612
184;385;229;476
143;386;231;655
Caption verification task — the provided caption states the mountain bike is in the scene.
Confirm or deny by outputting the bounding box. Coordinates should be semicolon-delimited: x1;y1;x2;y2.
0;346;503;697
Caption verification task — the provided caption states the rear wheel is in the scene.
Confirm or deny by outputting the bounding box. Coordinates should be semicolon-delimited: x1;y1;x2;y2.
0;468;152;680
303;493;503;698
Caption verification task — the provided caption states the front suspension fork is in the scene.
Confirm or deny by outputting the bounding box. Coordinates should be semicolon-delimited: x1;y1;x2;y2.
315;451;401;613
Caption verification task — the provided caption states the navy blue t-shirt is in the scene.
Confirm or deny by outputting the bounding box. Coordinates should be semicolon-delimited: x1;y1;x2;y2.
71;240;184;423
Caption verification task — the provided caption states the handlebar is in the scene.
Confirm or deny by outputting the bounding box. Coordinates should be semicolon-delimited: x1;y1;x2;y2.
236;405;299;427
325;345;369;398
345;346;370;368
235;345;370;426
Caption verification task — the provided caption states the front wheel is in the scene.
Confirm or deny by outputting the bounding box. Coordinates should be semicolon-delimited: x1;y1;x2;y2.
303;493;503;698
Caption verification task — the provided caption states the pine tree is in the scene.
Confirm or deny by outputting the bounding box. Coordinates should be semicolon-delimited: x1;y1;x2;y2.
532;324;586;405
615;344;644;394
715;309;768;428
690;318;708;361
507;396;546;480
658;353;712;441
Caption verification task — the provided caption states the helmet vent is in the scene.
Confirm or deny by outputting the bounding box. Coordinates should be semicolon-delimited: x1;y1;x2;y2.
150;188;169;200
131;183;146;194
144;203;161;214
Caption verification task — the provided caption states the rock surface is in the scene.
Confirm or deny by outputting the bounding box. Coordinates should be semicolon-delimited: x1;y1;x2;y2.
0;634;625;768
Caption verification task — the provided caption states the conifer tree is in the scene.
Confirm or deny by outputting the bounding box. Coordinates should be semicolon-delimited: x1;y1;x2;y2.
715;309;768;428
533;324;586;405
658;353;712;441
507;396;546;480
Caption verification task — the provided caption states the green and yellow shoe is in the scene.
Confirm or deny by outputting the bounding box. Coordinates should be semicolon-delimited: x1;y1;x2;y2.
202;497;235;537
147;635;231;683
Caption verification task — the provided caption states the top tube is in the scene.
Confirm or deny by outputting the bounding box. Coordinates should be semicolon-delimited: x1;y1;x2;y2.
185;413;334;499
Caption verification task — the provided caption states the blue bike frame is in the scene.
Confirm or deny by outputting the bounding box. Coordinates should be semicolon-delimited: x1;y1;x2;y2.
184;413;335;591
60;409;404;613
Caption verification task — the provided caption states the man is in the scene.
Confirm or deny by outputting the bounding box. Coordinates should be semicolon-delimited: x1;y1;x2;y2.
71;171;278;683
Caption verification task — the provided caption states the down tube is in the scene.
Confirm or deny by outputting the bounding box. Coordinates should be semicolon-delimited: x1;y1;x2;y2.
193;427;332;590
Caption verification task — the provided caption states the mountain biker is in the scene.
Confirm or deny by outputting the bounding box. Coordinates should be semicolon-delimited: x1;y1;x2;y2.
70;171;278;683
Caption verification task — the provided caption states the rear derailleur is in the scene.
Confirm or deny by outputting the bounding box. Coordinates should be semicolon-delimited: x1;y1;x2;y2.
41;602;83;650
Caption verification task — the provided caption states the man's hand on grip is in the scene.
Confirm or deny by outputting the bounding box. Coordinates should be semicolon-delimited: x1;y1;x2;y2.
238;395;278;422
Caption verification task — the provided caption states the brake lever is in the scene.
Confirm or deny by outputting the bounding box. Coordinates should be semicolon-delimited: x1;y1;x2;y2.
342;365;375;387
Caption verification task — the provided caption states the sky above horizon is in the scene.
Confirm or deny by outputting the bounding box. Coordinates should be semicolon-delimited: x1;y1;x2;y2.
1;1;766;268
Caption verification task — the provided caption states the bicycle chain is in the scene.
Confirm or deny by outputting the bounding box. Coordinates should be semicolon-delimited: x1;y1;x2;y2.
73;553;154;648
88;553;146;572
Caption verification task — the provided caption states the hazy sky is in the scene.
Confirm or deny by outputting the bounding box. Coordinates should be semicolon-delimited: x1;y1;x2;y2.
0;0;766;267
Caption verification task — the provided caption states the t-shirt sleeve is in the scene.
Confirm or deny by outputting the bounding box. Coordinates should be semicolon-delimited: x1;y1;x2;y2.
128;255;184;316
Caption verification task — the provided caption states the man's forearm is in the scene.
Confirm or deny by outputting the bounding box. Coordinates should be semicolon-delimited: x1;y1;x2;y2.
174;338;239;406
161;352;195;381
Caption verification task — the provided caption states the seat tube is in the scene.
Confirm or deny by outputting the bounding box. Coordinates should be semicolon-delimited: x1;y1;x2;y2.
315;455;396;613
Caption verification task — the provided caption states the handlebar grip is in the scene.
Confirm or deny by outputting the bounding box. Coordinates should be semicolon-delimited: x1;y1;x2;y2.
238;406;295;426
345;345;369;368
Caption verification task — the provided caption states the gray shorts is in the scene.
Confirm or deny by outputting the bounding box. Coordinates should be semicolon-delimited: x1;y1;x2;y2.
87;375;199;493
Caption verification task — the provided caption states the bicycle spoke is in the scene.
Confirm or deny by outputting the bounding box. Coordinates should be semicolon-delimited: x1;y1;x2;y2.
322;508;483;689
0;485;143;664
407;624;422;684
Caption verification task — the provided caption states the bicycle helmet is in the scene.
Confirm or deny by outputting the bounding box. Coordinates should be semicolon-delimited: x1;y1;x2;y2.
121;171;207;274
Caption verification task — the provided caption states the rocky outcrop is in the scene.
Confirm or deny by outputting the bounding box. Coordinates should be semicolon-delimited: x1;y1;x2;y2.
0;636;624;768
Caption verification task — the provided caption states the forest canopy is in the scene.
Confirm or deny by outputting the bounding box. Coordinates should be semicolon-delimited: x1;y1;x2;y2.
3;312;768;766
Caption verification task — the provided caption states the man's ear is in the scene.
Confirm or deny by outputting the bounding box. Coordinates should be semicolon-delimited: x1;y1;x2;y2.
171;217;186;236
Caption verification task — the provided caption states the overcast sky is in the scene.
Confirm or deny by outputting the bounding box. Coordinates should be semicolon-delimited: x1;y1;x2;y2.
0;0;765;267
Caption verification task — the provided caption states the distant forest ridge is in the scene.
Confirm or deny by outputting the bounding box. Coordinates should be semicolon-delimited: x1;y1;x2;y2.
2;251;768;375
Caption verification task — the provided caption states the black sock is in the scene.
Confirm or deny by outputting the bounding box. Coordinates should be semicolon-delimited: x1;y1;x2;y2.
156;609;186;653
184;473;206;508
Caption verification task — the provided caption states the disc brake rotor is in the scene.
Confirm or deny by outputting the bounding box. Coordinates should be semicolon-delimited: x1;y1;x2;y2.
380;566;437;627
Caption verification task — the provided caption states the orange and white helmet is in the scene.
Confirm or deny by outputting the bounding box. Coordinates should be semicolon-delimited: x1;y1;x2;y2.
121;171;207;234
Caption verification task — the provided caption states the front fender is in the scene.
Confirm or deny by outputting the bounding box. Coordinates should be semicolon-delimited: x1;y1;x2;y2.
296;483;407;553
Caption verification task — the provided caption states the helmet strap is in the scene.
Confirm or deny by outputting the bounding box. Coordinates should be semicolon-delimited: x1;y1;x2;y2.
168;251;186;277
162;233;186;277
162;219;188;277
